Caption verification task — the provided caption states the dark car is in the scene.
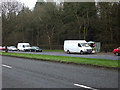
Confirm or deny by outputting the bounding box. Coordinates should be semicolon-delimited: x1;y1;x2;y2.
113;47;120;56
30;46;42;52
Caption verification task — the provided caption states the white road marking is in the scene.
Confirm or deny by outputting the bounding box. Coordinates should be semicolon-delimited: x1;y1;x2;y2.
74;84;97;90
2;64;12;69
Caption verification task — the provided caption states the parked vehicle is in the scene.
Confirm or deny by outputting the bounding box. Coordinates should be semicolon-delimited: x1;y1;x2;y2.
17;43;31;51
2;46;8;51
30;46;42;52
64;40;92;54
8;46;17;51
113;47;120;56
0;46;2;50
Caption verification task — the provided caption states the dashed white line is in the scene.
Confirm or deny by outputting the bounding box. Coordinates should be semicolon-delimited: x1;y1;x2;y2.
2;64;12;69
74;83;97;90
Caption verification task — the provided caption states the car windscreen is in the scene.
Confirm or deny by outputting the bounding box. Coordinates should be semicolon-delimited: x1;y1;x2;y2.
80;43;90;47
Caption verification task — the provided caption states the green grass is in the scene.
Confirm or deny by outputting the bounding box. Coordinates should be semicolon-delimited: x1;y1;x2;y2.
1;52;119;68
43;49;64;52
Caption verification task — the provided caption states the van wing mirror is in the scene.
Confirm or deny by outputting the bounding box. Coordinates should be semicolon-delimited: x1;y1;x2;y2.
78;43;81;47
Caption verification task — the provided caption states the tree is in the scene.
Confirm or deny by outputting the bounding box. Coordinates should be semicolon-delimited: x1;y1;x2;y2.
34;2;62;49
96;2;120;50
62;2;97;40
2;1;23;52
2;1;119;51
16;6;32;42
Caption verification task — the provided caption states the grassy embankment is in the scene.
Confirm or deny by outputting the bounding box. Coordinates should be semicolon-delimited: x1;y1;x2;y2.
43;49;64;52
1;52;119;68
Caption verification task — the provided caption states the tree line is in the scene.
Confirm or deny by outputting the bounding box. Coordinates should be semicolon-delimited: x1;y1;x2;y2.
2;1;120;51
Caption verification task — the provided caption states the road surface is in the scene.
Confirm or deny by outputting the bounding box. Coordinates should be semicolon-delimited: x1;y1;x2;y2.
9;51;119;60
2;56;118;88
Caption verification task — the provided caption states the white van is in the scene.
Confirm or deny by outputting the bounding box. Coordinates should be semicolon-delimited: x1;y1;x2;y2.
17;43;31;51
64;40;92;54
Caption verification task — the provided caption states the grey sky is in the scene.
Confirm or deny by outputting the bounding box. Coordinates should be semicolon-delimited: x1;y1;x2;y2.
18;0;37;9
16;0;119;10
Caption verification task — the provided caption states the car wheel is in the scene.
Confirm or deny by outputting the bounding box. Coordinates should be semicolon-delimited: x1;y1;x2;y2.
80;51;83;54
67;50;70;54
115;52;119;56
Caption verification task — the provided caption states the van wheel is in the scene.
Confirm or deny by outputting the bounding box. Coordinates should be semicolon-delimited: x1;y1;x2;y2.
80;51;83;54
67;50;70;54
115;52;119;56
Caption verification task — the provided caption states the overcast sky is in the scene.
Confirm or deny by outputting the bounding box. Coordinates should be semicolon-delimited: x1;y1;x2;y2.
18;0;37;9
17;0;119;10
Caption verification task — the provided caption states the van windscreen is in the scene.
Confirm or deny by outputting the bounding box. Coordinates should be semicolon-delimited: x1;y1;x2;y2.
81;43;89;47
24;45;30;47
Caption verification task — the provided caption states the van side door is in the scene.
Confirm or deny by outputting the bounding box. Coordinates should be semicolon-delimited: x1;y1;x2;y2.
77;43;82;52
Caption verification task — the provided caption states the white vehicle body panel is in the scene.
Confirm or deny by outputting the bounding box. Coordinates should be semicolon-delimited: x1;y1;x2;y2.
64;40;92;53
17;43;31;51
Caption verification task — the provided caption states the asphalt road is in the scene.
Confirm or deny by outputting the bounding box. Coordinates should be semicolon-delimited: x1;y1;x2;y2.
2;56;118;88
9;51;119;60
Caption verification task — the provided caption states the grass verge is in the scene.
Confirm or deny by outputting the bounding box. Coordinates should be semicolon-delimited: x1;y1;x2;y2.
43;49;64;52
1;52;119;68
